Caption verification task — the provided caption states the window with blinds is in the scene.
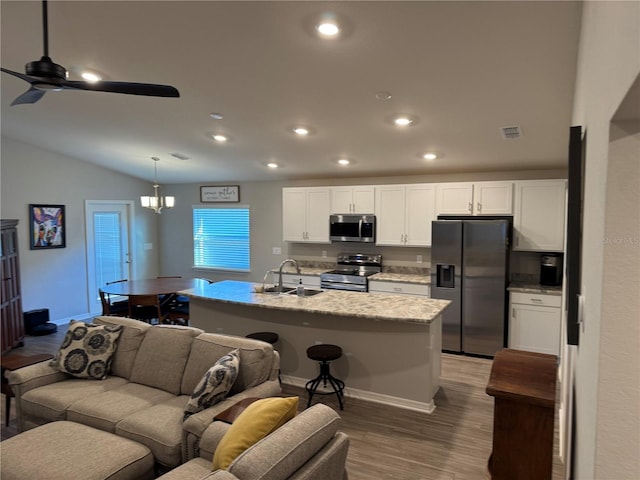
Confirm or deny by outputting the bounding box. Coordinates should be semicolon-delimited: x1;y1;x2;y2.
93;212;124;286
193;206;250;271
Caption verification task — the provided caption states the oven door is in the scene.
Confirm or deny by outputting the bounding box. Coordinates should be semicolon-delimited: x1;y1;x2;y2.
320;277;368;292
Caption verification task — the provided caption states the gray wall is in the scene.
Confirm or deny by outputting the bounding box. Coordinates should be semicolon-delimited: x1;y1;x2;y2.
1;136;159;321
569;1;640;478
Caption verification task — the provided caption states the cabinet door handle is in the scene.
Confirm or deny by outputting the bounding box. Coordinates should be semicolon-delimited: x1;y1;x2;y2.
512;308;516;318
477;202;482;212
468;202;473;213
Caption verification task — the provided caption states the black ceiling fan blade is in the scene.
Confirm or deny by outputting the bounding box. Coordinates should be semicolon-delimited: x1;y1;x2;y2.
62;80;180;98
11;86;47;106
1;67;38;84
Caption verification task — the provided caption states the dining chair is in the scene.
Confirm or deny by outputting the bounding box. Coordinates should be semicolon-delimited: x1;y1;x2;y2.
99;289;129;317
104;279;129;313
128;294;169;324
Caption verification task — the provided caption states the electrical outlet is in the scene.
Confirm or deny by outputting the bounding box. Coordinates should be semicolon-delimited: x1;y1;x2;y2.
272;247;282;255
322;250;327;258
416;254;423;263
144;243;153;250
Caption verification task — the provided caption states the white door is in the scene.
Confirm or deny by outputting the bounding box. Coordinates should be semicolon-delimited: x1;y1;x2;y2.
85;201;133;314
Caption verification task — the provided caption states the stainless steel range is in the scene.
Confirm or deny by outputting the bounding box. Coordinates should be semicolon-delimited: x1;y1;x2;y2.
320;253;382;292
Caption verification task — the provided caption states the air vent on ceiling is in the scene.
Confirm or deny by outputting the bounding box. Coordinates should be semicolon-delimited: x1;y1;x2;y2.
170;152;190;160
500;126;522;140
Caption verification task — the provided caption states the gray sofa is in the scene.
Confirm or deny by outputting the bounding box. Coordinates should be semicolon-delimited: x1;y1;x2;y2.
7;316;281;469
158;403;349;480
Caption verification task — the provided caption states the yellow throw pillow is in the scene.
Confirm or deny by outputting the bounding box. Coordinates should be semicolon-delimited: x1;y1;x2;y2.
212;396;299;470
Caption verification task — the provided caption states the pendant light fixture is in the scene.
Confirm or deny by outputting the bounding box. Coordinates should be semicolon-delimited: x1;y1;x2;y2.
140;157;175;214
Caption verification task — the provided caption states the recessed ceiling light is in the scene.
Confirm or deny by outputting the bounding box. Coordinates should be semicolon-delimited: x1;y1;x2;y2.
316;22;340;36
212;134;227;142
209;113;224;120
375;91;392;101
394;116;413;126
423;153;437;160
81;71;101;83
337;158;350;166
293;126;310;136
267;162;279;169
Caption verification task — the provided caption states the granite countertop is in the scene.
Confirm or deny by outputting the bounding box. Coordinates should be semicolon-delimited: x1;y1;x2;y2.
369;272;430;285
508;282;563;296
183;280;450;325
273;267;329;276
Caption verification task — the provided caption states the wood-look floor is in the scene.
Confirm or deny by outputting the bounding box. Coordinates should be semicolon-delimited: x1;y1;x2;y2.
1;325;565;479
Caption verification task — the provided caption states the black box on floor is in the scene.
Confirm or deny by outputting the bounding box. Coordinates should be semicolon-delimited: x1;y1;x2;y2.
23;308;57;336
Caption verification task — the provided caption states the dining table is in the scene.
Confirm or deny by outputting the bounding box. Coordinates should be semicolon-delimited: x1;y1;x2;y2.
100;278;211;297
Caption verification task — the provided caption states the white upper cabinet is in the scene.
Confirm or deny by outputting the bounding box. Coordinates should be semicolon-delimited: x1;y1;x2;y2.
474;182;514;215
330;186;375;214
375;184;436;246
436;183;474;215
436;181;513;215
282;187;331;243
513;180;566;252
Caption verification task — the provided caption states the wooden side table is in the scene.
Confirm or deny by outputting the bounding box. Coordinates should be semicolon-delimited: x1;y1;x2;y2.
1;353;54;426
213;397;262;424
486;348;557;480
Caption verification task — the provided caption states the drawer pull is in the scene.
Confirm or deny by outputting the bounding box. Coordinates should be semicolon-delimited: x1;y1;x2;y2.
531;298;543;303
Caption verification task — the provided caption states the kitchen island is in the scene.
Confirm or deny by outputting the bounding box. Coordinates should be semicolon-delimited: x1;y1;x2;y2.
183;280;450;413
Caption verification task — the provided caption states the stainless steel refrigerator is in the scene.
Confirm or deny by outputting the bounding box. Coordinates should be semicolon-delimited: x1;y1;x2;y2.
430;218;510;357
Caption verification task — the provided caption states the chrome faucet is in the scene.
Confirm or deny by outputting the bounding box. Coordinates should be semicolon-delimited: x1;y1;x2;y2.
278;259;300;292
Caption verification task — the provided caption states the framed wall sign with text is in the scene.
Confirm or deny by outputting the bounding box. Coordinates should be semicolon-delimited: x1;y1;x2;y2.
200;185;240;203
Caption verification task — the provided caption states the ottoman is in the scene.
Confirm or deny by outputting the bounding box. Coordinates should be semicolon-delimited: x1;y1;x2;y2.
1;421;155;480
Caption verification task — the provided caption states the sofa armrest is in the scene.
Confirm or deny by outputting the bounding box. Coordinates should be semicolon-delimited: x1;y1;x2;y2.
268;350;280;382
181;379;282;462
7;361;68;397
199;421;232;461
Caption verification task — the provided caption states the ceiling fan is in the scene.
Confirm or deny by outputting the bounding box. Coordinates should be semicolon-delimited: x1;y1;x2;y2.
1;0;180;106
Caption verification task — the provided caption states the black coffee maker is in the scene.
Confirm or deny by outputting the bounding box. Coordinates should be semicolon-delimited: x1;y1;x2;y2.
540;254;563;286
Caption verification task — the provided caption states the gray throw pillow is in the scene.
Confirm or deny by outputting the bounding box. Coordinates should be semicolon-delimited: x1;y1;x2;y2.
52;320;123;380
183;348;240;420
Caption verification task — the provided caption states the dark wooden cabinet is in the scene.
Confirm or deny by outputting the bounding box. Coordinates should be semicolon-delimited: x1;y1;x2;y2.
1;219;24;354
486;348;557;480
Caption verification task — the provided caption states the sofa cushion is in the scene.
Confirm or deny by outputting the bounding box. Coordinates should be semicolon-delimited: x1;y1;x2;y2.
184;349;240;420
182;334;273;396
93;316;152;379
66;382;176;433
20;376;129;425
212;396;299;470
130;325;203;395
228;403;342;480
52;320;122;380
116;394;191;468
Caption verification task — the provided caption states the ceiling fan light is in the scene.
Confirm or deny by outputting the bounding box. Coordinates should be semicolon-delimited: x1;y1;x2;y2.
81;71;101;82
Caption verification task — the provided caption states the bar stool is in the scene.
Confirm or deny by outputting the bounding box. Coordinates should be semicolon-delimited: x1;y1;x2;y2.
246;332;281;384
305;344;345;410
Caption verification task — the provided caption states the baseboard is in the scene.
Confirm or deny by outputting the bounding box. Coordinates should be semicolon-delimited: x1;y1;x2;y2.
281;375;436;414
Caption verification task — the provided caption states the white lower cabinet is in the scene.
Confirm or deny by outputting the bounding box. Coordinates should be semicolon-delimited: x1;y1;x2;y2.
368;280;430;297
509;292;561;356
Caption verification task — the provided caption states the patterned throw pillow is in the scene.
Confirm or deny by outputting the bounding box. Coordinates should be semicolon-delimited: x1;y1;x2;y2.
183;349;240;420
52;320;123;380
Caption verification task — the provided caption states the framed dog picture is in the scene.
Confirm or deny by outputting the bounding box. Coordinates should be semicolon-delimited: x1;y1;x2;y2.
29;204;66;249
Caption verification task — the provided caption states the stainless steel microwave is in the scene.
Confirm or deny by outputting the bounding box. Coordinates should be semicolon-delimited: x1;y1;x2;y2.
329;214;376;243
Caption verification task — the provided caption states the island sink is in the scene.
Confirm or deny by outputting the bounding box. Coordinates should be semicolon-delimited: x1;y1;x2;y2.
261;286;296;294
284;288;324;297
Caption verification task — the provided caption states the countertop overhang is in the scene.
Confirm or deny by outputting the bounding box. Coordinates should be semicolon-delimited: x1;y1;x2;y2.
182;280;450;325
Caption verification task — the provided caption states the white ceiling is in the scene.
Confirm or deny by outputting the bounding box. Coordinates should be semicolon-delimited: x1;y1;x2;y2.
1;1;582;184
